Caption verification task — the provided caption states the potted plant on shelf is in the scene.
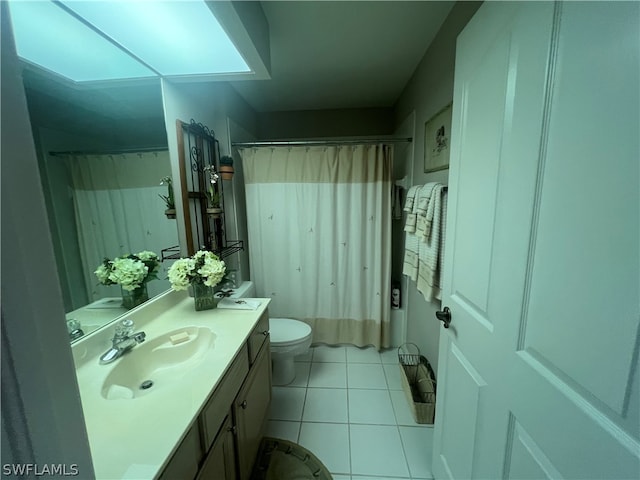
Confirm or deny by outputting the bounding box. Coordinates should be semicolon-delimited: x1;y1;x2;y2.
206;190;223;218
167;249;226;311
94;251;160;309
219;155;234;180
159;176;176;219
203;165;223;218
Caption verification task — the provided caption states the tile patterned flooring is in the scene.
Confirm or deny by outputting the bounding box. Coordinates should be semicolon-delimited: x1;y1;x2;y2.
265;345;435;480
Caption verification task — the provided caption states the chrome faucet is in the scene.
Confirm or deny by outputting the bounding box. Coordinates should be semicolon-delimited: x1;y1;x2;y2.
99;319;146;365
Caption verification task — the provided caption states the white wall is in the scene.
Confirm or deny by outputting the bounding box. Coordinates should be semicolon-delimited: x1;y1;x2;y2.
1;3;94;474
393;2;481;373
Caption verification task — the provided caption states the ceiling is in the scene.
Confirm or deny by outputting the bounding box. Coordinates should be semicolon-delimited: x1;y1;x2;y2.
21;1;454;143
232;1;455;112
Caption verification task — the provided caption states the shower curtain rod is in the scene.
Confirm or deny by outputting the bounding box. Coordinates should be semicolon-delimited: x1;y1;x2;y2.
48;146;168;157
231;137;412;147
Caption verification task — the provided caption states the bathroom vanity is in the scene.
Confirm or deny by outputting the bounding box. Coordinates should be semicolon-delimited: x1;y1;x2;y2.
72;290;272;479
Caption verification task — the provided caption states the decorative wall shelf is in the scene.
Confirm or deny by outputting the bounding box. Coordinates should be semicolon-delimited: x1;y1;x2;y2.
161;241;243;262
175;119;243;260
161;245;181;261
218;240;244;260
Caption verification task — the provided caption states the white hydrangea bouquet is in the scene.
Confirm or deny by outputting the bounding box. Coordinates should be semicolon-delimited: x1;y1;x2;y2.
94;251;160;309
167;250;226;310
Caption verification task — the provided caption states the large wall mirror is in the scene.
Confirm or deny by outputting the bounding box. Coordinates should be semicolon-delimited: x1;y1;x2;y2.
22;68;178;342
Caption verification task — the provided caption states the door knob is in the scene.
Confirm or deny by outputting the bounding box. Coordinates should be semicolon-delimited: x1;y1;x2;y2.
436;307;452;328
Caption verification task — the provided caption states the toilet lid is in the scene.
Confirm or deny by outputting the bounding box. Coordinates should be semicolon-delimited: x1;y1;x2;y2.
269;318;311;346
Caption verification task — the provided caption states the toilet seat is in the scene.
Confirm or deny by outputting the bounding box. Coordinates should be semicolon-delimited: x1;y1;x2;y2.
269;318;311;347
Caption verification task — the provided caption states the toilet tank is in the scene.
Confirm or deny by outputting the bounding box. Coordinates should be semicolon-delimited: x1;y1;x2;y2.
228;281;255;298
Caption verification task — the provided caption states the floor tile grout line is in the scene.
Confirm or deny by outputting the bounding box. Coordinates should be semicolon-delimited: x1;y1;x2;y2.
397;421;414;479
346;371;352;475
382;360;404;427
347;420;353;477
297;382;307;443
345;360;351;422
301;378;310;427
344;356;352;475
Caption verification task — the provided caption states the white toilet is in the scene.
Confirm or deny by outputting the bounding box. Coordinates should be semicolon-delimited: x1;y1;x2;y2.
224;281;313;385
269;317;313;386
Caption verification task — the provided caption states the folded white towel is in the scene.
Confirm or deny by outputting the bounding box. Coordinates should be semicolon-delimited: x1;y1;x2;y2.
217;298;262;310
416;185;445;302
415;182;437;215
403;185;420;212
416;182;439;241
404;184;423;233
404;212;417;233
436;190;448;300
402;232;420;281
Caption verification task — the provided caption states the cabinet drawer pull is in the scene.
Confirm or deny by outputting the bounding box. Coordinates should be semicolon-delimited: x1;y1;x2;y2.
240;400;248;409
227;425;237;434
261;330;269;336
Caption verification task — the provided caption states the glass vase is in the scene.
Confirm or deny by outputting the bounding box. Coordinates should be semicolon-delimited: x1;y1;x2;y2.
121;284;149;310
192;283;220;311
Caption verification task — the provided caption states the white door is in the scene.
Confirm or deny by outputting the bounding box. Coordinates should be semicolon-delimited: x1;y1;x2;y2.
433;2;640;479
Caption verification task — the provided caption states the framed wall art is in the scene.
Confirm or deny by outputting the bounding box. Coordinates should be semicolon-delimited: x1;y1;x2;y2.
424;103;452;173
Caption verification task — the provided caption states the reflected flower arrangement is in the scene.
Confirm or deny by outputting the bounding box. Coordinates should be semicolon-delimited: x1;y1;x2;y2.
95;250;160;291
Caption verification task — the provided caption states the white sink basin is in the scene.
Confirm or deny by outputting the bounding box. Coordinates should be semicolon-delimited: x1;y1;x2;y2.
101;326;215;400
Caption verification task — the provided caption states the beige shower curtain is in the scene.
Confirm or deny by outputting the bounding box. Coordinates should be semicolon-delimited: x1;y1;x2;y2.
240;144;392;349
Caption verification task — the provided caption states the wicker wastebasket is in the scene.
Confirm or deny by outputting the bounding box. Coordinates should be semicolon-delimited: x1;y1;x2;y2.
398;343;436;424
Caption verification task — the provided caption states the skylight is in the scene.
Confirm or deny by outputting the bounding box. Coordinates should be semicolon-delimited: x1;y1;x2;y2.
8;1;155;82
8;0;250;83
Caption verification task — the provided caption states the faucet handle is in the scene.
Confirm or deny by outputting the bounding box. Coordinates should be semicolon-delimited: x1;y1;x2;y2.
114;318;134;338
133;332;146;343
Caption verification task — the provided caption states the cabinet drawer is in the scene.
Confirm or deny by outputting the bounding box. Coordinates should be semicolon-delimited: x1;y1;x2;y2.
200;344;249;451
196;414;236;480
248;310;269;365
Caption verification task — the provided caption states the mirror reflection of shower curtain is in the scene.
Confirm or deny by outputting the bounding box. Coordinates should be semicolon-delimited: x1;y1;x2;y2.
241;144;392;349
66;152;178;303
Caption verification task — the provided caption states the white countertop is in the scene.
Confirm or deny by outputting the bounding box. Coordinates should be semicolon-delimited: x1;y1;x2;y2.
72;289;270;479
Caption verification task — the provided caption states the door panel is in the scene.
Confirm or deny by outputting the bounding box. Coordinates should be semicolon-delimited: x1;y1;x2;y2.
507;419;561;480
437;341;487;480
435;1;640;479
452;25;510;315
